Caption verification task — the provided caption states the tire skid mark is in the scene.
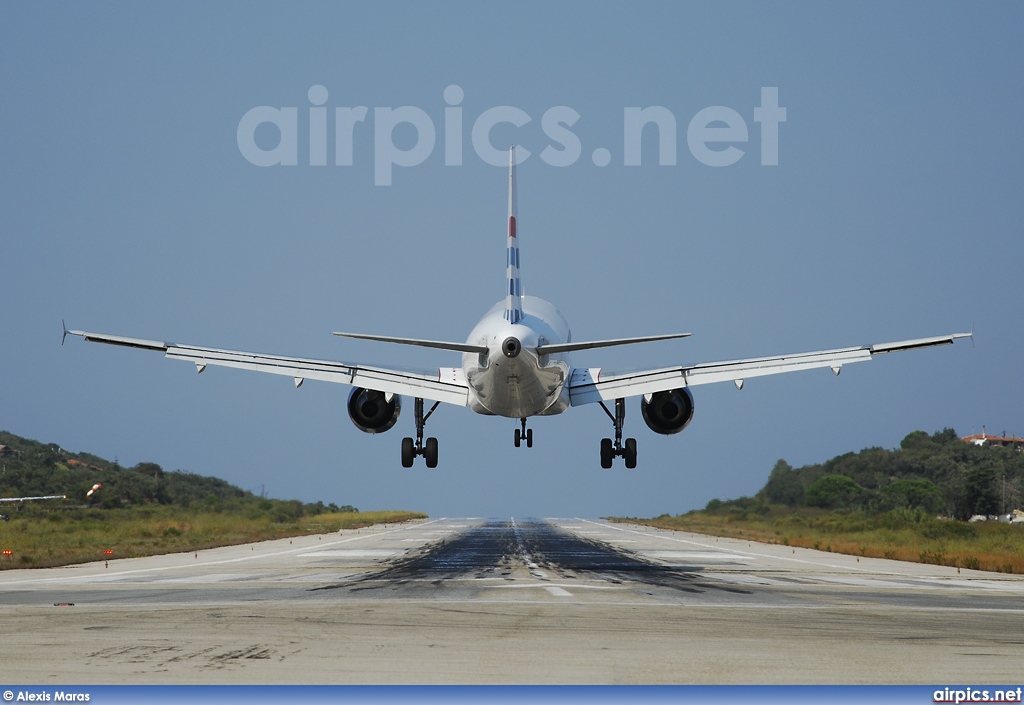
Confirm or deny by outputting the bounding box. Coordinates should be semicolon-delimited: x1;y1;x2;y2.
312;520;751;596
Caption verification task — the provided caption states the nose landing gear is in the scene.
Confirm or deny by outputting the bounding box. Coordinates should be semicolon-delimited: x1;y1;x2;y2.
514;417;533;448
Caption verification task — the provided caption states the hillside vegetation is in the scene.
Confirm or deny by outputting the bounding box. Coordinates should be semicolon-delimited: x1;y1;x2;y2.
617;429;1024;573
0;431;425;568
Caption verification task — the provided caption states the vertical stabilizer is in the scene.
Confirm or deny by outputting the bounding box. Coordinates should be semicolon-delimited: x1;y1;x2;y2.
504;146;523;324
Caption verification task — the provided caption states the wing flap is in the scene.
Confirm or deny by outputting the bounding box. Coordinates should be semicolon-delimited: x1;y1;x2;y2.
167;344;469;405
684;347;873;386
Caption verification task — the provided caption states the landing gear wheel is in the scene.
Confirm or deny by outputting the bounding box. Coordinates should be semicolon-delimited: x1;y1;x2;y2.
598;398;636;468
425;437;438;468
401;437;415;468
624;438;637;469
403;397;441;467
514;418;533;448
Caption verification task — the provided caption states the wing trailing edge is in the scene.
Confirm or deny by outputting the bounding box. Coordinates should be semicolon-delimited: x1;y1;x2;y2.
65;327;471;406
568;331;971;406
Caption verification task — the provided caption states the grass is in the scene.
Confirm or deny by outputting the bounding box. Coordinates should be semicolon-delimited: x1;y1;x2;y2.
0;505;427;569
611;507;1024;574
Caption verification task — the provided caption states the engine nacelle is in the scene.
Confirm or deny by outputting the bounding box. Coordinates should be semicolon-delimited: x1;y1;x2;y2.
347;387;401;434
641;388;695;435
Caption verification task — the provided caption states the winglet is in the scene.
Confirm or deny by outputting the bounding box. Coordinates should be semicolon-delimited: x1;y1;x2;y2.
61;319;68;346
504;146;524;325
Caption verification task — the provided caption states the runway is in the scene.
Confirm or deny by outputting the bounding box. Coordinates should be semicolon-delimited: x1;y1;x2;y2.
1;517;1023;683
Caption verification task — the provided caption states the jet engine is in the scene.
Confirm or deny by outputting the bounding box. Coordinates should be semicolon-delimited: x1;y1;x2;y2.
641;388;695;435
347;387;402;434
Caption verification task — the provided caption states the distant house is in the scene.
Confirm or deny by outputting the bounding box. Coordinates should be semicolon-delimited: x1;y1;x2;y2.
962;429;1024;450
0;445;13;458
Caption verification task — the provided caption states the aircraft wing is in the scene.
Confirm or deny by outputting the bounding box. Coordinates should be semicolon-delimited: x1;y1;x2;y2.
66;329;470;407
567;332;971;406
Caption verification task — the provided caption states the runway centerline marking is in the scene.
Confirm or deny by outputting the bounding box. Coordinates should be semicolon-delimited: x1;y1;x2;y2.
485;583;619;591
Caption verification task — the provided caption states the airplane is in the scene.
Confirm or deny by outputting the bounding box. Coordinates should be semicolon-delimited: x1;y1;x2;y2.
0;495;66;503
0;495;66;522
66;147;970;469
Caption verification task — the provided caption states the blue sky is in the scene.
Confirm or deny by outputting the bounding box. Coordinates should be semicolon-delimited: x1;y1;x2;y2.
2;3;1020;517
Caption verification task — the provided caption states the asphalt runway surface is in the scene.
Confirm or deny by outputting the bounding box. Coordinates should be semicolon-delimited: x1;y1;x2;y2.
1;517;1023;683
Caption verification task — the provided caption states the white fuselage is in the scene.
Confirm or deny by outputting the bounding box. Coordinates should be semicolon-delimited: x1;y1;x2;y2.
462;295;572;418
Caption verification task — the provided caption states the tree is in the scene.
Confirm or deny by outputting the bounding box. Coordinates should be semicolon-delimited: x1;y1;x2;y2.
900;431;933;451
931;428;960;446
759;460;804;505
804;474;864;509
134;462;164;478
964;466;1000;517
881;478;944;512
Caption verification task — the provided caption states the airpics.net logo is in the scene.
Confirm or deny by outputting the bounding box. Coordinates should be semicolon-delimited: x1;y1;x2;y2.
236;85;786;186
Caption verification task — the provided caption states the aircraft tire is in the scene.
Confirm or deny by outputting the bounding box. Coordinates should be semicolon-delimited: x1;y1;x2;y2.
624;438;637;469
401;437;415;468
600;438;613;468
514;429;521;447
526;428;533;448
425;437;439;468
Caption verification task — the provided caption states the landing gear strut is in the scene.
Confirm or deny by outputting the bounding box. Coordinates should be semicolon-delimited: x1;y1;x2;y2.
402;397;440;468
599;398;637;469
514;417;533;448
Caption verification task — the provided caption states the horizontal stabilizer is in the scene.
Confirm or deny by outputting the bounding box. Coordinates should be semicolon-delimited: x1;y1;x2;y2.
332;331;488;355
537;332;691;356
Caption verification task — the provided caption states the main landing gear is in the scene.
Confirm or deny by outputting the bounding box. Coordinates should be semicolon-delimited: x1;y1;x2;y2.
402;397;440;468
599;398;637;469
514;418;533;448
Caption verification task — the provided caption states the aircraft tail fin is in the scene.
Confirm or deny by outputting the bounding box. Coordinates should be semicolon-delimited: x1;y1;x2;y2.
504;146;523;325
